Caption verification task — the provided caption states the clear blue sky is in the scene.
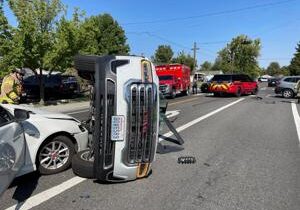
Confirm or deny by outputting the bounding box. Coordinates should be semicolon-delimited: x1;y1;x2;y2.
3;0;300;68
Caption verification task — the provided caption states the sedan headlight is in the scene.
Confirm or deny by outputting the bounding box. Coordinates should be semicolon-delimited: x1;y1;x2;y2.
78;124;87;132
0;143;16;172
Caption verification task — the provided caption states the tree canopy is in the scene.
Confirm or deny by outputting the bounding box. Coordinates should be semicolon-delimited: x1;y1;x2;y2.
199;61;212;72
152;45;174;64
266;62;281;76
289;42;300;75
0;0;130;102
80;14;129;55
213;35;261;78
172;51;195;71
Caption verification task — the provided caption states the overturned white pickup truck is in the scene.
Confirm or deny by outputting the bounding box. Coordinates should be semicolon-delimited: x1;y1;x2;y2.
72;55;160;182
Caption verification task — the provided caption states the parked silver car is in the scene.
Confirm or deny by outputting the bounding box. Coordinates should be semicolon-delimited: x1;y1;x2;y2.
274;76;300;98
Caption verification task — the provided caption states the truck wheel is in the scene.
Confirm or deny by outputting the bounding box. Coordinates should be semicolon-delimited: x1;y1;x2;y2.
213;92;220;97
171;89;176;99
252;87;258;95
185;88;190;96
72;149;94;179
235;88;242;97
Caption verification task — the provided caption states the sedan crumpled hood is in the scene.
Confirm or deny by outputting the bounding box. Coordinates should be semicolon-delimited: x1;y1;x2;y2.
1;104;80;123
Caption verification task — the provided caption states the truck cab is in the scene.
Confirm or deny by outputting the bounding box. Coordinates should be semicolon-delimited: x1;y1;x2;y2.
158;75;178;98
73;55;160;182
156;64;191;98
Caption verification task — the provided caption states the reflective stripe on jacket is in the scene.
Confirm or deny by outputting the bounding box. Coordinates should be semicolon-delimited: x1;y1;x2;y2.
0;74;22;104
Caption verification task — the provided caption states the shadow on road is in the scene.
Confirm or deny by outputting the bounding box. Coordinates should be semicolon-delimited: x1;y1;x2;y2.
9;172;41;209
156;141;184;155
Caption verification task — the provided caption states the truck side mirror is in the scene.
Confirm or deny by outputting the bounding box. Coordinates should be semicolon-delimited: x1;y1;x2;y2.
14;109;29;122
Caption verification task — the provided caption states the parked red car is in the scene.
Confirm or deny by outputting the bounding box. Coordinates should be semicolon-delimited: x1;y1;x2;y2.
208;74;258;97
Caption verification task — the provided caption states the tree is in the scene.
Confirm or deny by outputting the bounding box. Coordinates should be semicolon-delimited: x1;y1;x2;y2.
289;42;300;75
44;10;83;72
0;0;13;78
152;45;173;64
172;51;195;72
1;0;64;103
280;66;289;76
80;14;130;55
266;62;281;76
213;35;261;78
200;61;212;72
0;1;130;102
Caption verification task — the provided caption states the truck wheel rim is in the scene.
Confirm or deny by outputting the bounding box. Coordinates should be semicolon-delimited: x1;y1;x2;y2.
80;150;94;162
39;141;69;170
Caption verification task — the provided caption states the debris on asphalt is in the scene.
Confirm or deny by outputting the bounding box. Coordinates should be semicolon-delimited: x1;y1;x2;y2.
178;156;196;164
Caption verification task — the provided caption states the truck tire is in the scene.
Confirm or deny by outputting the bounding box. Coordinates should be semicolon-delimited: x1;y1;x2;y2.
171;89;176;99
252;87;258;95
235;88;242;97
185;88;190;96
213;92;220;97
72;149;94;179
181;88;190;96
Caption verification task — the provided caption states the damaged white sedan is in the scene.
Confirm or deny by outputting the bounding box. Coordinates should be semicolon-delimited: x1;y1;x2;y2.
0;104;88;177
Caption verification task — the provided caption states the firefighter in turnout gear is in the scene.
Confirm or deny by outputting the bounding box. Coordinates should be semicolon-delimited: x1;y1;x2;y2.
0;68;25;104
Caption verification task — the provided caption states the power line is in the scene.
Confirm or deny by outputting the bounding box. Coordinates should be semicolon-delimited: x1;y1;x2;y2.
126;31;190;49
122;0;298;25
127;31;216;57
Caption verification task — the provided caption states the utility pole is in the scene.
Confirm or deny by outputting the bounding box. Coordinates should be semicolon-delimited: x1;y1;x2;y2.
191;42;199;72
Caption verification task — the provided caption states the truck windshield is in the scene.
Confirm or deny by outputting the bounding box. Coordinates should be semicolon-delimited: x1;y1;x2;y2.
159;75;173;81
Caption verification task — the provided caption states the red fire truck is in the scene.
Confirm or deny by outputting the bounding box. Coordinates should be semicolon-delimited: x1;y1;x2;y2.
155;64;191;98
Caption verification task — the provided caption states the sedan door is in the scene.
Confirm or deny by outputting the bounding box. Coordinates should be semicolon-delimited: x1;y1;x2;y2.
0;106;25;197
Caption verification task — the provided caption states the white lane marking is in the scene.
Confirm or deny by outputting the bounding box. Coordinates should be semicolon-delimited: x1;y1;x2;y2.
6;177;86;210
159;98;245;141
165;110;180;118
6;98;244;210
260;87;267;90
291;102;300;145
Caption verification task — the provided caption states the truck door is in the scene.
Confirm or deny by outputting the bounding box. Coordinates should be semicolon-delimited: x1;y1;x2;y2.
0;106;26;197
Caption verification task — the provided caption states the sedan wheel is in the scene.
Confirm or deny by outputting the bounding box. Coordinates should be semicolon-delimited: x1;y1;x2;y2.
282;89;294;98
37;135;75;175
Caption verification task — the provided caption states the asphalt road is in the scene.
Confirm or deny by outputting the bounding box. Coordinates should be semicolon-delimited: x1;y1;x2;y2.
1;83;300;210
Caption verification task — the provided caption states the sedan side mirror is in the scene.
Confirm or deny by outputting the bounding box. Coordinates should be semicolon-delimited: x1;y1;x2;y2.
14;109;30;122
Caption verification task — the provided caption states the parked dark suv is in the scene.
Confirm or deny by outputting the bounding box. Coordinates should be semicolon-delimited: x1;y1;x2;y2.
22;74;79;101
267;77;280;87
